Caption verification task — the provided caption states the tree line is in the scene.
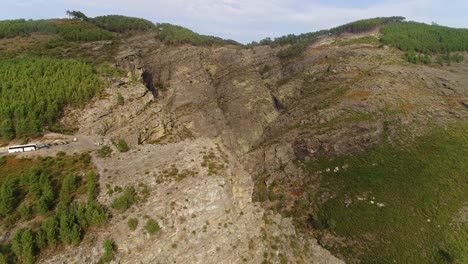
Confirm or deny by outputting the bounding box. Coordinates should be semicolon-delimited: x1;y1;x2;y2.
92;15;155;32
156;23;239;46
0;57;101;139
247;17;405;58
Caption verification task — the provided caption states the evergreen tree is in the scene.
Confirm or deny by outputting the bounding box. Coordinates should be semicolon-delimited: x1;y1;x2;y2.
41;217;59;246
86;171;99;202
0;177;20;216
59;173;77;206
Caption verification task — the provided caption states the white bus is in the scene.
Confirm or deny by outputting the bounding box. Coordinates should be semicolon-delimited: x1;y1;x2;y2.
8;144;38;153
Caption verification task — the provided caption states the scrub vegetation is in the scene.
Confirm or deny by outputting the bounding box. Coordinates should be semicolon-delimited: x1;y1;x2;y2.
302;122;468;263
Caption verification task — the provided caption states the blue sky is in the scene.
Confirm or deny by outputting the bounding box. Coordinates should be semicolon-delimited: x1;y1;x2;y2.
2;0;468;43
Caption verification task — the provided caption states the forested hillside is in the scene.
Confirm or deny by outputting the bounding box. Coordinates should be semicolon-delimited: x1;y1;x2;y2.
0;57;101;139
380;21;468;53
0;19;114;41
0;154;107;263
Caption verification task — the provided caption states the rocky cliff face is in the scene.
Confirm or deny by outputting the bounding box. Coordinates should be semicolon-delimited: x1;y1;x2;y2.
56;31;467;263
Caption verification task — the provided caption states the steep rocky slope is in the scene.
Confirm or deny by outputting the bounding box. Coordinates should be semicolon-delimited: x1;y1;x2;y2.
52;29;467;263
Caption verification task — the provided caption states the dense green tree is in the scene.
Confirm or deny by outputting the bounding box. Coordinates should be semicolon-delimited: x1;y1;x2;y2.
0;57;102;139
37;172;54;214
57;206;81;244
84;201;107;227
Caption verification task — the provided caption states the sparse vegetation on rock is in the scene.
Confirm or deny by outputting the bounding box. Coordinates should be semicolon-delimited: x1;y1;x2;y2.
144;218;160;235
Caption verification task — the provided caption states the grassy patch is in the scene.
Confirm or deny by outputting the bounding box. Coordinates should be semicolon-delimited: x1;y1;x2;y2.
304;121;468;263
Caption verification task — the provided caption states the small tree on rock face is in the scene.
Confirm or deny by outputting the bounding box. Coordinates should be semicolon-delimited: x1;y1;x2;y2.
116;93;124;106
59;173;77;206
86;171;99;201
114;139;129;153
99;239;115;263
127;218;138;231
144;218;160;234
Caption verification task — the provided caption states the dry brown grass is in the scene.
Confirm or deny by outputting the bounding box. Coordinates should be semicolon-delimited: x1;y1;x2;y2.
346;90;372;99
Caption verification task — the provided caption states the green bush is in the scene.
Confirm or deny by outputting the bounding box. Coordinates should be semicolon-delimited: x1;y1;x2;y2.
111;186;137;211
99;239;115;263
97;146;113;158
80;152;92;165
116;93;124;106
18;203;32;220
144;218;160;234
127;218;138;231
114;139;129;153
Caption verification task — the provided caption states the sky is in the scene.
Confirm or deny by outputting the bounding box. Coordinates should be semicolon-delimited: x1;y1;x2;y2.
2;0;468;43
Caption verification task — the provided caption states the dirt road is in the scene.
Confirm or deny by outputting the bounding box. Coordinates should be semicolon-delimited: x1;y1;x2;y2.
0;134;100;158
